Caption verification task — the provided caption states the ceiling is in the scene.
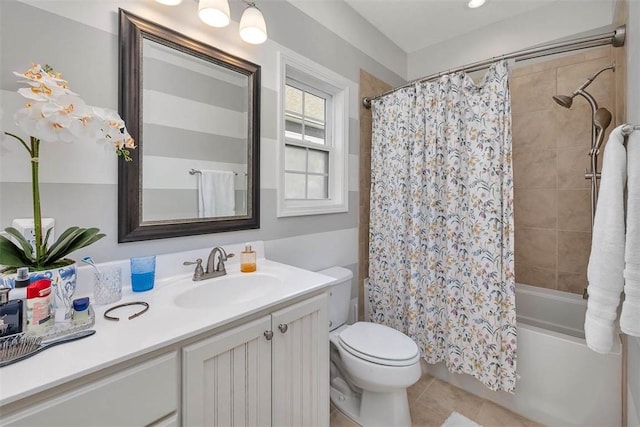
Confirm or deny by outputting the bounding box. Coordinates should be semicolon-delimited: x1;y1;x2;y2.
342;0;579;53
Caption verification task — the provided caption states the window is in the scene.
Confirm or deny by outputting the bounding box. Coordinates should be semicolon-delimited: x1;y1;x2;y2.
284;83;330;200
278;52;350;217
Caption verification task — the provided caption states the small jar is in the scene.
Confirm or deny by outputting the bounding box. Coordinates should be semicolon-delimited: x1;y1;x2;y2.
72;297;90;324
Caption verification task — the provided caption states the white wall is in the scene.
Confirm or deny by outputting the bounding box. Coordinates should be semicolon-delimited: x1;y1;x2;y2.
407;1;614;80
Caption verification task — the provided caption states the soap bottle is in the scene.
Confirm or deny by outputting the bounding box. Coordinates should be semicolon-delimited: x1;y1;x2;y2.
0;288;26;337
240;244;257;273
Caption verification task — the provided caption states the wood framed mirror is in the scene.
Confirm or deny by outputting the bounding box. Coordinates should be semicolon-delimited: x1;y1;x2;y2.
118;9;260;242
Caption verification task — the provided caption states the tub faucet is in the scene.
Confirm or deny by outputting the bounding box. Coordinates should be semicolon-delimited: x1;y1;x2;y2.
183;247;234;281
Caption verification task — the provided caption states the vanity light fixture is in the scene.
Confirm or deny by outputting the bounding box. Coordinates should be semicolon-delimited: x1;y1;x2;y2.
467;0;486;8
198;0;231;28
155;0;267;44
239;2;267;44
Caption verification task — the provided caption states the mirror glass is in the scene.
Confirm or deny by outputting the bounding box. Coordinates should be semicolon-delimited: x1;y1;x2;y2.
141;39;249;221
118;10;260;242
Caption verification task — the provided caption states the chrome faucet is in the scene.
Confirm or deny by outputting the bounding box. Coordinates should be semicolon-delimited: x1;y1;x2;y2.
183;247;234;281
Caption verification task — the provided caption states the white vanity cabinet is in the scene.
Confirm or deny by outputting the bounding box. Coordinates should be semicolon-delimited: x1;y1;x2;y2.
0;277;331;427
183;293;329;427
2;352;179;427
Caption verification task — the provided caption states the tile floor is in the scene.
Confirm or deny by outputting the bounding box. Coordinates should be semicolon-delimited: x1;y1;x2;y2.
330;373;545;427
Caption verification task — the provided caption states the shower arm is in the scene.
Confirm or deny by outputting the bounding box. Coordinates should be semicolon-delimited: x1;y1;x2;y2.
571;64;615;99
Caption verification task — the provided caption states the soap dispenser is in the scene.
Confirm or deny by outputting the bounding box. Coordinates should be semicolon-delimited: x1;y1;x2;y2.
240;244;256;273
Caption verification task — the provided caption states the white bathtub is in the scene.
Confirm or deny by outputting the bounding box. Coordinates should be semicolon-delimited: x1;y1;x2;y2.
424;283;622;427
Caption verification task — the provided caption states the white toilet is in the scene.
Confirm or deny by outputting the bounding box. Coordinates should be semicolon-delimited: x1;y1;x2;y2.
320;267;422;427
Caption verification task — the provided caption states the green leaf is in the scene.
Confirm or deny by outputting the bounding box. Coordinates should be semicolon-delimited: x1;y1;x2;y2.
1;225;105;269
58;228;104;256
4;227;34;260
42;226;83;264
42;227;53;254
0;235;33;267
43;227;105;264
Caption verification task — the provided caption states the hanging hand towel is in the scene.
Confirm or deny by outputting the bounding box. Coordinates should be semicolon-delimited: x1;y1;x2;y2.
197;170;236;218
621;131;640;336
585;126;627;353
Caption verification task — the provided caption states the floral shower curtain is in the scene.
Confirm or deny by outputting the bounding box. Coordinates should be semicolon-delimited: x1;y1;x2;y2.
368;61;517;392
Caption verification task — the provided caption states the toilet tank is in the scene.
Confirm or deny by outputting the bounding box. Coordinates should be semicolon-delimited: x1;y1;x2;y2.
318;266;353;331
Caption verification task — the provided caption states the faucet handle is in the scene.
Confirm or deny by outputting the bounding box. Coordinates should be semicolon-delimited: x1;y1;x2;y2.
216;252;235;272
183;258;204;280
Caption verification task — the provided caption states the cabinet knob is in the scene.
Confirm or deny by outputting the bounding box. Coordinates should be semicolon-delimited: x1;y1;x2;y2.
278;324;288;333
264;330;273;340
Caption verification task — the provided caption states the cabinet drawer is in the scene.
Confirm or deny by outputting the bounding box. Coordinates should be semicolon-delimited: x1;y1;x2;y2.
3;352;178;427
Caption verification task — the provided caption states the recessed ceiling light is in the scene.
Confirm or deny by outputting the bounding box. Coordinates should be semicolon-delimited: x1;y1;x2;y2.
468;0;486;8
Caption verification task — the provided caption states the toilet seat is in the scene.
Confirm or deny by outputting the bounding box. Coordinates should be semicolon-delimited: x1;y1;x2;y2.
338;322;420;367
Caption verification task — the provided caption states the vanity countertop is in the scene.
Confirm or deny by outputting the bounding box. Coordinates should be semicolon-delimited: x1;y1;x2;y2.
0;257;335;406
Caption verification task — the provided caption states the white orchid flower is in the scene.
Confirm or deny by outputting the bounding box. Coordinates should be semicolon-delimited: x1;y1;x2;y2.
14;101;45;136
33;116;76;143
14;64;77;102
9;64;135;160
40;94;92;139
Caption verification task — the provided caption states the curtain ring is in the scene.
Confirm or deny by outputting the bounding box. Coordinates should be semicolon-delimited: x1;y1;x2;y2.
104;301;150;321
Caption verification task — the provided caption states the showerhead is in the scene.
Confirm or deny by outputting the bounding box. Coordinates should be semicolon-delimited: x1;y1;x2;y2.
594;107;612;130
553;94;574;109
552;63;615;110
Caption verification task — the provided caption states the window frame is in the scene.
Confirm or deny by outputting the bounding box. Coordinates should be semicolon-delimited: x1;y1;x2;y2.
277;51;350;217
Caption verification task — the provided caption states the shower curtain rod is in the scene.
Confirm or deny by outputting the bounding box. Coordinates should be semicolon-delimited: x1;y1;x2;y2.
363;25;626;109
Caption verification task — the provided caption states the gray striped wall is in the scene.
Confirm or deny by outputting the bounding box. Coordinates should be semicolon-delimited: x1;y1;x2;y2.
0;0;404;299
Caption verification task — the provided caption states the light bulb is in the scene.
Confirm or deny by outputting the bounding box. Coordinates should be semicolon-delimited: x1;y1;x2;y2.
239;5;267;44
468;0;486;8
155;0;182;4
198;0;231;28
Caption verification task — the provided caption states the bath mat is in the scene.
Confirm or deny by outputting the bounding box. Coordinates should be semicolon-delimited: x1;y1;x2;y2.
441;411;482;427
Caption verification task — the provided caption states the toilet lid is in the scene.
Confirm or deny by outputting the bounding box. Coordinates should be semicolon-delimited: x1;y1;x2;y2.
338;322;419;366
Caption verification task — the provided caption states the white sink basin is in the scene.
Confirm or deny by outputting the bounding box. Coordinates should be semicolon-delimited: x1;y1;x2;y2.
173;273;282;309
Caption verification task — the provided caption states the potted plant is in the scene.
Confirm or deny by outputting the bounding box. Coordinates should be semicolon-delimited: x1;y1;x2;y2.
0;64;135;318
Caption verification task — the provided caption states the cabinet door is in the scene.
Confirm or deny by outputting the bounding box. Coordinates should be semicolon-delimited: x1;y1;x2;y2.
183;315;272;426
272;293;329;427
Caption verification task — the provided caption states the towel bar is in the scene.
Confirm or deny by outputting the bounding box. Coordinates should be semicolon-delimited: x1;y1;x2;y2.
189;168;244;176
621;124;639;136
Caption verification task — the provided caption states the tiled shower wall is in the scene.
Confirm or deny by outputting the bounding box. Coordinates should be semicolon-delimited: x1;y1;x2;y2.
512;46;617;295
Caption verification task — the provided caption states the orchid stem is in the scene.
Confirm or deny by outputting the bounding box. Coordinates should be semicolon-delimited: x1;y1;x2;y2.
29;137;43;265
4;132;32;156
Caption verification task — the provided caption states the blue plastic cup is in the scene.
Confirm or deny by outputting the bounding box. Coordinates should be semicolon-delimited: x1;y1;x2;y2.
130;256;156;292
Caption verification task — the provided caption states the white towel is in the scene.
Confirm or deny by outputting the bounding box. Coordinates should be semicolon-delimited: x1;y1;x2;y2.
585;126;627;353
197;170;236;217
621;131;640;336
